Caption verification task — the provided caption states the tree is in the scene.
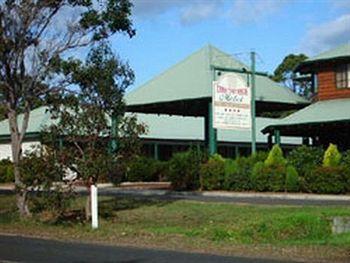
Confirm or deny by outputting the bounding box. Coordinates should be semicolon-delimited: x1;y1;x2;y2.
272;54;309;96
0;0;135;217
45;43;146;220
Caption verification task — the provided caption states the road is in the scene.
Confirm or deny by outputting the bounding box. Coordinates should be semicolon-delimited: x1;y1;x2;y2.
0;235;294;263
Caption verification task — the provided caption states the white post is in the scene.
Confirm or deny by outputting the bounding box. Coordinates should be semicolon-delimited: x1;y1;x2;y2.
91;184;98;229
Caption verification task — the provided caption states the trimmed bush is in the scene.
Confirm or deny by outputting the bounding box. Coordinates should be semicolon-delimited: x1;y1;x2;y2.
285;165;299;192
223;152;267;191
200;154;225;190
305;166;348;194
251;163;286;192
265;144;286;166
287;145;323;177
0;159;14;183
323;144;341;167
126;156;168;182
250;161;269;191
168;149;206;190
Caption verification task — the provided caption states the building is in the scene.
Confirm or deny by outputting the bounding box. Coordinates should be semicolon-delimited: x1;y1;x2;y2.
262;43;350;150
0;45;307;160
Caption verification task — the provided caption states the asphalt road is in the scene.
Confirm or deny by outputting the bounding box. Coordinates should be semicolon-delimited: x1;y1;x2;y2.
0;235;293;263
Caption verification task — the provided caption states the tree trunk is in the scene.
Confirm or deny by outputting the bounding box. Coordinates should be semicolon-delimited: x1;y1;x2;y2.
8;109;31;217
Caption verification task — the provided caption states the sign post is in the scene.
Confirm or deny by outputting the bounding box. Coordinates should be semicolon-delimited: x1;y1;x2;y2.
250;51;256;154
91;184;98;229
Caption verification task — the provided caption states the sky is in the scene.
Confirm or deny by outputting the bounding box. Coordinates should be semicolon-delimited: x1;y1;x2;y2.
109;0;350;91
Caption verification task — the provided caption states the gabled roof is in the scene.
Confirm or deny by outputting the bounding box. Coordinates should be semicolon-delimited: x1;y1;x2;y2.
0;107;300;145
126;45;308;107
262;98;350;134
295;43;350;73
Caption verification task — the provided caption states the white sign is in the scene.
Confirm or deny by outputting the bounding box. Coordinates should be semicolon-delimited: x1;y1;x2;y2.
213;73;251;130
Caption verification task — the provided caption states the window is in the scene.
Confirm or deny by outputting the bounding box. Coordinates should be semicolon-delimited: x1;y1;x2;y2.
335;64;350;89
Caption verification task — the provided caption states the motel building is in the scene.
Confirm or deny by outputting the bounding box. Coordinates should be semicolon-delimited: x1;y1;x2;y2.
1;45;318;161
263;43;350;150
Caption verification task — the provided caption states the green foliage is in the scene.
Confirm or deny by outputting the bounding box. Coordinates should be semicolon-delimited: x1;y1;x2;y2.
323;144;342;167
265;145;286;166
126;157;168;182
251;162;286;192
285;166;300;192
305;166;348;194
287;146;324;177
250;162;269;191
272;53;309;96
200;155;225;190
0;159;14;183
20;149;63;188
0;0;136;217
223;152;267;191
272;54;308;83
19;149;75;222
168;149;206;190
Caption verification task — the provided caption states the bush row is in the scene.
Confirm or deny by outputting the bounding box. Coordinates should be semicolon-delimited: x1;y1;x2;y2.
2;144;349;194
118;144;350;194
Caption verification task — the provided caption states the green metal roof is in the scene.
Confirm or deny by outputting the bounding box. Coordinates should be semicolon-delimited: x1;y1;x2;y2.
0;107;300;145
305;43;350;62
126;45;308;106
295;43;350;73
0;107;53;137
262;98;350;133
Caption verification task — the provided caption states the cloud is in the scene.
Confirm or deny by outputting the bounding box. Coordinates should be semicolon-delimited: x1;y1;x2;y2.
132;0;185;17
331;0;350;11
230;0;289;24
299;14;350;54
181;1;222;25
132;0;289;25
132;0;222;25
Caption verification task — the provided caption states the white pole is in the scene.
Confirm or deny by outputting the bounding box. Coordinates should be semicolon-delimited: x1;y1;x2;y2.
91;184;98;229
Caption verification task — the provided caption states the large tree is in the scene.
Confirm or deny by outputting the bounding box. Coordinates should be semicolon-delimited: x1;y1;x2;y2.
272;54;309;95
0;0;135;217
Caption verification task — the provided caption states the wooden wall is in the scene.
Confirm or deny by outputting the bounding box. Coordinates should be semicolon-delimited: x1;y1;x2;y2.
317;64;350;100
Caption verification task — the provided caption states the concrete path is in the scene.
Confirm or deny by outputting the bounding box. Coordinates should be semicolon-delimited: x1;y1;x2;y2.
0;234;294;263
86;187;350;206
1;183;350;206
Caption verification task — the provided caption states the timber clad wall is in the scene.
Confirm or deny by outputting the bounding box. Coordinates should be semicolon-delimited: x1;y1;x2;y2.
318;64;350;100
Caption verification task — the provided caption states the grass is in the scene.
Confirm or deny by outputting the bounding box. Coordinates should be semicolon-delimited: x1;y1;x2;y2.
1;194;350;262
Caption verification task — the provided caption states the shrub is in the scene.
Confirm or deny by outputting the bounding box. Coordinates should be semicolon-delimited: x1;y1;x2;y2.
168;149;206;190
126;156;168;182
265;145;286;166
20;150;75;221
287;145;323;177
200;154;225;190
341;150;350;168
0;159;14;183
323;144;341;167
305;166;348;194
223;152;267;191
285;165;299;192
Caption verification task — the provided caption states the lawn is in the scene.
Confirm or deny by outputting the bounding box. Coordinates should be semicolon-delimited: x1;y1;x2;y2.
1;194;349;262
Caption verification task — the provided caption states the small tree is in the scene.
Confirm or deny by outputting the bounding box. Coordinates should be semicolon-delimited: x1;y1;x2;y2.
265;145;286;166
323;144;341;168
46;43;145;220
